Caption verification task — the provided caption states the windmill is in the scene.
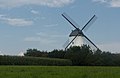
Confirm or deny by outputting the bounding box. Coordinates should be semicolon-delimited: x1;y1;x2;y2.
62;13;99;50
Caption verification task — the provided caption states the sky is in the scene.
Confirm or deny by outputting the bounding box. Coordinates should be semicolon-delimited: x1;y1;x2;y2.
0;0;120;55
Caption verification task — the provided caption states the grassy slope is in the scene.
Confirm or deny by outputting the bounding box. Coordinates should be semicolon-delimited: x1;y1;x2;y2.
0;66;120;78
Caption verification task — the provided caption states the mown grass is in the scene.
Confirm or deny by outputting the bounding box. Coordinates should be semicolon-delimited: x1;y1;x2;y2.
0;66;120;78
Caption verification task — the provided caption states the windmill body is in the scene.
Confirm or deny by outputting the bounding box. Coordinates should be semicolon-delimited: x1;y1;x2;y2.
68;29;85;48
69;36;84;47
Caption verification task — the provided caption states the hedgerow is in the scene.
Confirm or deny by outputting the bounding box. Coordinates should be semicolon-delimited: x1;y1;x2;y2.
0;56;72;66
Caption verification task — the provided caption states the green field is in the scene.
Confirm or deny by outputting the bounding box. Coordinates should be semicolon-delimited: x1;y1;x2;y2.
0;66;120;78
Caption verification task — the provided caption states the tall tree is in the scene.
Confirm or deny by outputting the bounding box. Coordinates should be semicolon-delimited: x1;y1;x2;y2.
24;49;48;57
48;49;65;58
65;45;93;65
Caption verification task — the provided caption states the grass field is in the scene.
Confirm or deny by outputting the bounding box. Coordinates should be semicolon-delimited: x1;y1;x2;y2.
0;66;120;78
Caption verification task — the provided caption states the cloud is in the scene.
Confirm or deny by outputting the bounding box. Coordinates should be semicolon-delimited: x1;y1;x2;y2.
93;0;120;7
0;51;4;55
110;0;120;7
17;52;24;56
31;10;39;15
93;0;107;3
0;0;74;8
24;37;57;44
24;35;64;51
6;18;33;26
0;14;33;26
44;24;58;27
24;32;66;46
0;14;5;17
24;32;58;44
36;32;67;38
99;42;120;53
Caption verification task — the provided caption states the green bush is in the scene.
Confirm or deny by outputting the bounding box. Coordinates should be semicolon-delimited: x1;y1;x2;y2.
0;56;72;66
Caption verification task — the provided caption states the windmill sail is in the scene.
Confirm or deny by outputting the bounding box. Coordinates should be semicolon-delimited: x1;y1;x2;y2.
62;12;99;50
82;15;97;32
63;39;69;48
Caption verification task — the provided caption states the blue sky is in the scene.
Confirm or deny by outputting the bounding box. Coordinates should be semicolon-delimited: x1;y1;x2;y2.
0;0;120;55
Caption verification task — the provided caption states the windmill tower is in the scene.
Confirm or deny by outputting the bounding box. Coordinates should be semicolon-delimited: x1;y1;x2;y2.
62;13;99;50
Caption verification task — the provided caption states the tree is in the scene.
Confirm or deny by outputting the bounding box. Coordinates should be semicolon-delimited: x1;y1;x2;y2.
100;52;115;66
91;49;103;66
24;49;48;57
64;45;93;66
24;45;120;66
48;49;65;59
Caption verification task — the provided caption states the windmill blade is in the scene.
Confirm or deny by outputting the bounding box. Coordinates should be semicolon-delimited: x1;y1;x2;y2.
63;39;69;48
65;34;79;50
83;37;98;50
81;15;97;31
83;16;97;32
62;12;80;30
83;34;99;50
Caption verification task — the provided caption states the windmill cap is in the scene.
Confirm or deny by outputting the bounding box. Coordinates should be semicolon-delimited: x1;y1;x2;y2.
69;29;83;37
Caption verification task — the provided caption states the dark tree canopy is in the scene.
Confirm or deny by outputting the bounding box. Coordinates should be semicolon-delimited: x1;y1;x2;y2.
24;45;120;66
24;49;48;57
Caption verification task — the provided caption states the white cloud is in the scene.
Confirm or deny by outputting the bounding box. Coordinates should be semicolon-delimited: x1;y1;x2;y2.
110;0;120;7
99;42;120;53
0;14;5;17
93;0;120;7
24;35;64;51
93;0;107;3
36;32;67;38
24;32;66;46
0;14;33;26
31;10;39;15
6;18;33;26
44;24;58;27
18;52;24;56
24;37;57;44
0;51;4;56
0;0;74;8
25;32;57;44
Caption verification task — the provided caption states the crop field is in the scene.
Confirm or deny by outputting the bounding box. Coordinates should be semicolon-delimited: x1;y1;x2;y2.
0;66;120;78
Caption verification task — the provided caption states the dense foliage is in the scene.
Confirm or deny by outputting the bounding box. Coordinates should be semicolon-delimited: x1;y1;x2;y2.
1;45;120;66
64;46;93;65
24;45;120;66
0;56;72;66
24;49;48;57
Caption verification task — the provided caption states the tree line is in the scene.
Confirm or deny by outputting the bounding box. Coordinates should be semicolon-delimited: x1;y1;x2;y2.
0;56;72;66
24;45;120;66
